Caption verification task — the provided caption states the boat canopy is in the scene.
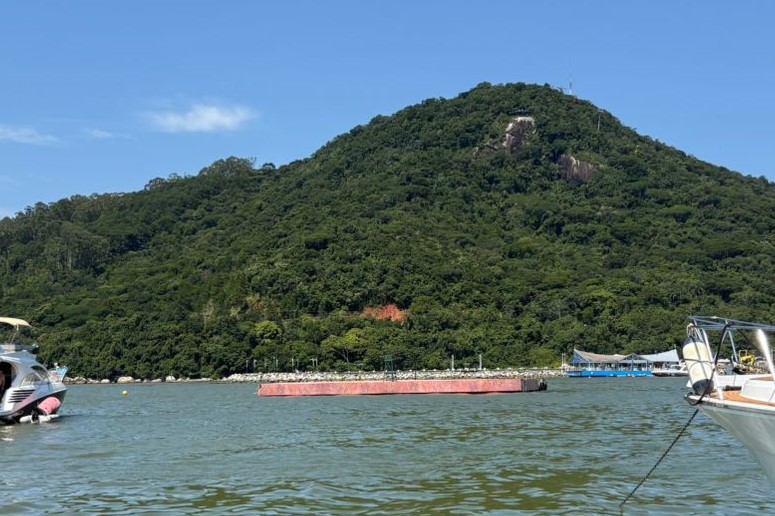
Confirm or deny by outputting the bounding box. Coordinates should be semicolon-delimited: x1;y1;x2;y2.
0;317;30;328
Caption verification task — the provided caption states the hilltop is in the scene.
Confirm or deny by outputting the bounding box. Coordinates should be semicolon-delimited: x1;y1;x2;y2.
2;82;774;379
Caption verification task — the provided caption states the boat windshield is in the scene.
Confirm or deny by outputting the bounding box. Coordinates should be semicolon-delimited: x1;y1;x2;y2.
19;366;51;387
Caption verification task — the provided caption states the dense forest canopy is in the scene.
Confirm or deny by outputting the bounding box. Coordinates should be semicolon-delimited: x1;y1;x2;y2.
1;82;774;379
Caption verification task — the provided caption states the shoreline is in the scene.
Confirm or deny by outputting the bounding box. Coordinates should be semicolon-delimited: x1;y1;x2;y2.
65;368;566;385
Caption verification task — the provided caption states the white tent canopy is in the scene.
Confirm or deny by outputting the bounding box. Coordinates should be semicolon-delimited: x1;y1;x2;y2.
572;348;680;366
571;349;626;365
640;349;680;364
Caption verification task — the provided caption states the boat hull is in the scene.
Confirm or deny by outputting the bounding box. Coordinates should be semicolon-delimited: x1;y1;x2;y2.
690;394;775;487
258;378;547;397
0;388;67;424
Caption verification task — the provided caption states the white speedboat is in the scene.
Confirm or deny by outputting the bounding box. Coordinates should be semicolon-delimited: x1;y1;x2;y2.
652;362;688;377
0;317;67;424
683;316;775;487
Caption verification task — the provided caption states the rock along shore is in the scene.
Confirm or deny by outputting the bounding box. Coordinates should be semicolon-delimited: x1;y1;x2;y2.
227;368;564;383
65;368;565;385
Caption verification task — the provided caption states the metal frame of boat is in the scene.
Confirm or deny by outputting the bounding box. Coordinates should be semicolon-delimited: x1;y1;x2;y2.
0;317;67;424
684;316;772;387
683;316;775;487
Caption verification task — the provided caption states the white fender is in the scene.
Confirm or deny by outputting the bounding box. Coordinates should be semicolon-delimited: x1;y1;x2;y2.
683;333;715;395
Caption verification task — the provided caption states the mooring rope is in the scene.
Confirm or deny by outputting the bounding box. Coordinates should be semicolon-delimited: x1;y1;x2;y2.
619;408;698;511
620;323;730;511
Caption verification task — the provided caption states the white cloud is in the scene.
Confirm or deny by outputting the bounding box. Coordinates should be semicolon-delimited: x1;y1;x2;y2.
145;103;255;133
84;128;116;139
82;128;133;140
0;125;58;145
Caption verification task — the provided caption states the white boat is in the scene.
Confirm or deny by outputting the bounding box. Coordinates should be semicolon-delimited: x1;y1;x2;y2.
683;316;769;391
683;316;775;487
0;317;67;424
651;362;688;377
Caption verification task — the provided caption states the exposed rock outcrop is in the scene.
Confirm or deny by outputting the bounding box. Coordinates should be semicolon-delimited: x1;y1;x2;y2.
504;116;535;153
558;154;599;183
474;115;536;158
363;304;406;323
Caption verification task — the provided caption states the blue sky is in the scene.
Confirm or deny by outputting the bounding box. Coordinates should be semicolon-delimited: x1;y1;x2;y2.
1;1;773;218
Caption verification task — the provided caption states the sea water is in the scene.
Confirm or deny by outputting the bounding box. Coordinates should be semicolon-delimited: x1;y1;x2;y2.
0;377;772;514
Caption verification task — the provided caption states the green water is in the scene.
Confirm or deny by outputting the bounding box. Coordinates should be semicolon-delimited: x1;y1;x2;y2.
0;378;772;514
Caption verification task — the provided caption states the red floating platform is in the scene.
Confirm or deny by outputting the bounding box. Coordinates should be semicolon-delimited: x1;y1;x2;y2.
257;378;547;397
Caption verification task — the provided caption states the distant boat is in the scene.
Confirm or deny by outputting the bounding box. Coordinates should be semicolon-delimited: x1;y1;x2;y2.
683;316;775;488
0;317;67;424
566;348;681;377
652;362;688;377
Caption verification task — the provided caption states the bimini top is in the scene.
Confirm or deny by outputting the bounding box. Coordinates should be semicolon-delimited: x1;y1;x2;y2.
0;317;31;328
688;316;775;333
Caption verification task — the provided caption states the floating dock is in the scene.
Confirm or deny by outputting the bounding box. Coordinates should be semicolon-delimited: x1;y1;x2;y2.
257;377;547;397
567;370;653;378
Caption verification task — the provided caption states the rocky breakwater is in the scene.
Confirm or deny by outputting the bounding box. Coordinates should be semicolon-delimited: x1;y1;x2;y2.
63;368;565;385
226;368;564;384
64;375;212;385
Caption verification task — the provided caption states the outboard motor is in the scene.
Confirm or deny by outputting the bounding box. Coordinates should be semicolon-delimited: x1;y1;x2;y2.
37;396;61;416
18;397;61;424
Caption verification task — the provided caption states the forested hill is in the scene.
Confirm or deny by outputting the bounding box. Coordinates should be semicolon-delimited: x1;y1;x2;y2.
2;82;774;380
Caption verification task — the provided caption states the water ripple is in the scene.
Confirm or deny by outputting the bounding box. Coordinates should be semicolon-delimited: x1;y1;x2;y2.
1;379;773;514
